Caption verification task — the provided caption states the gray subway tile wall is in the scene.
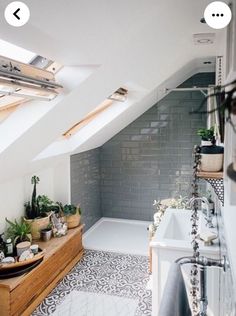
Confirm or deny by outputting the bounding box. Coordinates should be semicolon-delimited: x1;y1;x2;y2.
100;73;213;221
71;148;101;231
70;73;214;226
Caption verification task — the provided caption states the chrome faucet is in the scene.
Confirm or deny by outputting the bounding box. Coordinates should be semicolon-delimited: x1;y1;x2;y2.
189;197;214;228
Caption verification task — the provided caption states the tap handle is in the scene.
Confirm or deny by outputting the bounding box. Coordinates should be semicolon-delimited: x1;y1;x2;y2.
204;217;214;228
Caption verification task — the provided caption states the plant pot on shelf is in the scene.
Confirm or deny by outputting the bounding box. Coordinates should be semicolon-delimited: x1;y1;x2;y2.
24;214;51;240
63;204;81;229
5;218;32;246
199;145;224;172
40;228;52;242
66;213;81;229
201;140;213;147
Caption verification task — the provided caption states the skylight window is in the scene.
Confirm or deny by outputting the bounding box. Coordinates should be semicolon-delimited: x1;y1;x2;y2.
63;99;113;137
108;87;128;102
62;87;128;137
0;95;25;110
0;39;36;63
0;39;63;123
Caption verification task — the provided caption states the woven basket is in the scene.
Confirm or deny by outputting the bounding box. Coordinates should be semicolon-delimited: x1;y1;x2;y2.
24;214;51;240
66;213;81;229
200;153;224;172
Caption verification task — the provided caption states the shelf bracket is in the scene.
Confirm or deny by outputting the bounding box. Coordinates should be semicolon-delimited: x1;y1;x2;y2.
204;177;224;205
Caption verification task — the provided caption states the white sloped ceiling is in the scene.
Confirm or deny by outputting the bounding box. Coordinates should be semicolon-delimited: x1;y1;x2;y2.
0;0;226;181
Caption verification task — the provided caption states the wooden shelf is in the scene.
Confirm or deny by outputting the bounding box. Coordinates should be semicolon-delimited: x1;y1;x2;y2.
197;171;223;179
0;225;84;316
197;171;224;205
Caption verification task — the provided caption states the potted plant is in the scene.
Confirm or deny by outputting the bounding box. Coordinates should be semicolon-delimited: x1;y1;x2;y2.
63;204;81;229
5;218;32;245
197;128;224;172
24;176;52;240
40;223;53;242
197;127;215;146
37;195;60;214
161;195;190;210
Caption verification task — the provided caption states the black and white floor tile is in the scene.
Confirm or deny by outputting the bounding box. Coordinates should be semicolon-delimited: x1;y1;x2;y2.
32;250;152;316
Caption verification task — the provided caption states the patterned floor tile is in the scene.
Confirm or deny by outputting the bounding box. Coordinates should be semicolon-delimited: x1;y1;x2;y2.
32;250;152;316
51;291;138;316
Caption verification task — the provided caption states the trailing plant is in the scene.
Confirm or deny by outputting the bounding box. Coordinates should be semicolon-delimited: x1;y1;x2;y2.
5;218;31;245
197;127;215;142
149;200;168;236
168;195;190;209
191;79;236;133
63;204;81;216
160;195;190;209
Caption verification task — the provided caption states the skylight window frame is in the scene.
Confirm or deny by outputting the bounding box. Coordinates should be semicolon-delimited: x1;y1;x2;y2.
0;77;60;101
0;39;64;125
108;87;128;102
63;99;113;137
0;39;36;64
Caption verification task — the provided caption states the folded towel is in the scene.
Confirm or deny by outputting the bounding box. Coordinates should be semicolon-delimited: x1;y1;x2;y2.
158;263;192;316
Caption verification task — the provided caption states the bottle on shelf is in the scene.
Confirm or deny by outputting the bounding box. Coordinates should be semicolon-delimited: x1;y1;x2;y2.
5;238;14;256
0;233;5;261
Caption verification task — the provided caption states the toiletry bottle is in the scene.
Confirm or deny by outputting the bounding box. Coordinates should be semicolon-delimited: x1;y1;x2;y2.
5;238;14;256
0;233;5;261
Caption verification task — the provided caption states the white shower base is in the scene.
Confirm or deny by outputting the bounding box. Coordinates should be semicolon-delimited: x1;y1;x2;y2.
83;217;151;256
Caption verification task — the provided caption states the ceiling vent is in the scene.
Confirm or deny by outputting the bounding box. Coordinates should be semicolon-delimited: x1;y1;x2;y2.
193;33;215;45
0;56;63;101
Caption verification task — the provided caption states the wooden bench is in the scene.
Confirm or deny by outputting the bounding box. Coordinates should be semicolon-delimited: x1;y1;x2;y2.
0;225;84;316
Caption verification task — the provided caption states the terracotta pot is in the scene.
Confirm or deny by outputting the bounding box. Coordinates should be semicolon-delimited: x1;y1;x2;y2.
66;213;81;229
24;214;51;240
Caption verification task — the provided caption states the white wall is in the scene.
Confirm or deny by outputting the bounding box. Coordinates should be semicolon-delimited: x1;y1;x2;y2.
0;177;26;233
221;0;236;298
53;157;71;204
0;157;70;233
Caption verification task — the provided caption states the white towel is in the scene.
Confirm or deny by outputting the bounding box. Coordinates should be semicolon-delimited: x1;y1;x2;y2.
158;263;192;316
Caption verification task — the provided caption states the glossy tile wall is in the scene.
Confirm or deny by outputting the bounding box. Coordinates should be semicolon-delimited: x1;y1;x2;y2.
100;73;214;221
71;73;215;225
71;148;101;231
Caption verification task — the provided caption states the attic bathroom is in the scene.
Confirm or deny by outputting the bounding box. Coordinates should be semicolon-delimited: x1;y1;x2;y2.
0;1;236;316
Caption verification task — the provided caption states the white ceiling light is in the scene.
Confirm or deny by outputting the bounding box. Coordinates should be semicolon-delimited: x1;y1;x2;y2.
193;33;215;45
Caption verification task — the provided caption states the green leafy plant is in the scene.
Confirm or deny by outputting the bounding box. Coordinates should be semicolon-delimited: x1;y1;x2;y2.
25;176;58;219
149;200;168;236
63;204;81;216
37;195;60;213
197;127;215;141
168;195;190;209
5;218;31;245
24;176;40;219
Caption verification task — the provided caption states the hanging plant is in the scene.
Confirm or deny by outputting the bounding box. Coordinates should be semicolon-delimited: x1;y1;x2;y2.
191;79;236;132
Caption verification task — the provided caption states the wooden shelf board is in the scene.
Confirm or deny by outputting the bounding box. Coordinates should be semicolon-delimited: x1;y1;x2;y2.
197;171;223;179
0;225;84;316
0;224;84;290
